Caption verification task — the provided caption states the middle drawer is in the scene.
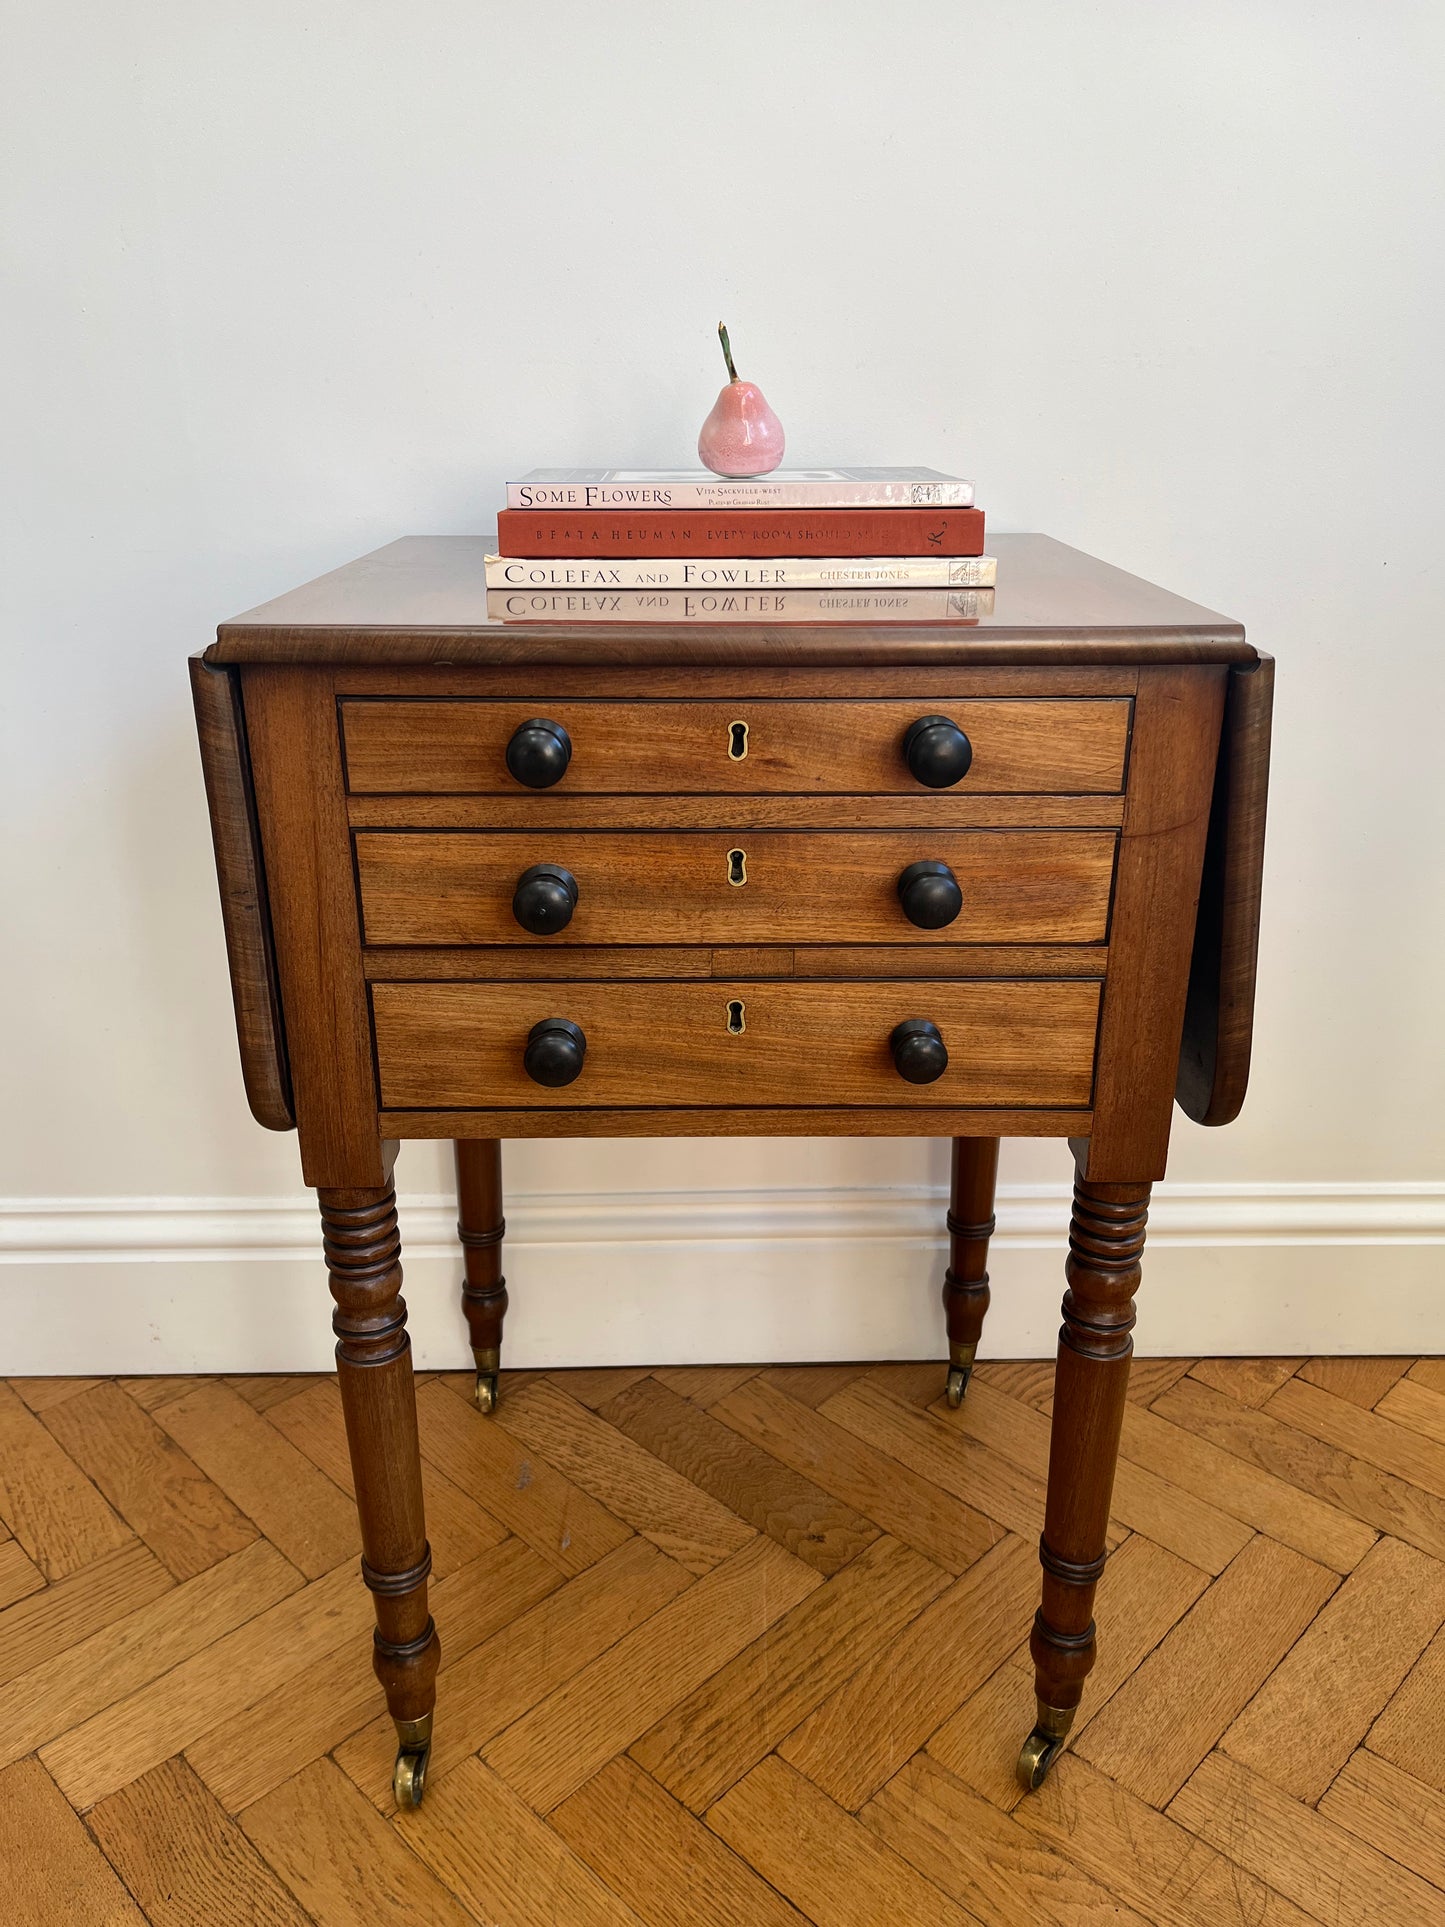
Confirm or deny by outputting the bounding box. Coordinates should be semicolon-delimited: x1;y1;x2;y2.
355;829;1117;947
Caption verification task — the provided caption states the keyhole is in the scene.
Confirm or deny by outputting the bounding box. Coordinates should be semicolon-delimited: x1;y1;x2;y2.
727;848;747;887
726;999;746;1034
728;720;749;761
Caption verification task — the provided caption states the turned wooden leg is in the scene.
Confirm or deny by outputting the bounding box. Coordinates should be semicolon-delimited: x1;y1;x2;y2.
1018;1164;1150;1791
455;1138;507;1414
943;1136;1000;1407
320;1172;439;1808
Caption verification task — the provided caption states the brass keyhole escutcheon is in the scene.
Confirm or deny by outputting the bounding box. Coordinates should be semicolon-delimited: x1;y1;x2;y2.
728;719;749;761
727;847;747;887
726;999;746;1034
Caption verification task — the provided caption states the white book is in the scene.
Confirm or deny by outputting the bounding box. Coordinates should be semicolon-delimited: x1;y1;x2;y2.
488;588;994;624
485;554;997;590
505;467;975;510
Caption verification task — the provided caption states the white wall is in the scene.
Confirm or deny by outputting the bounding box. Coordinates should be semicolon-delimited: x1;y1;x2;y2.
4;1;1443;1371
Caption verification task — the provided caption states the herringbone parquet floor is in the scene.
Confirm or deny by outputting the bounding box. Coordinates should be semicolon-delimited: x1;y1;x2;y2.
4;1356;1445;1924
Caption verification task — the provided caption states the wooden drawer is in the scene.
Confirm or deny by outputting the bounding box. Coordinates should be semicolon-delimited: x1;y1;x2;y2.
354;829;1117;947
371;978;1102;1110
340;697;1131;795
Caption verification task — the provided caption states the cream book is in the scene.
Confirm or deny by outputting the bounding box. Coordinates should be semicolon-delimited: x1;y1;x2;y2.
488;588;994;623
505;467;975;510
485;554;996;590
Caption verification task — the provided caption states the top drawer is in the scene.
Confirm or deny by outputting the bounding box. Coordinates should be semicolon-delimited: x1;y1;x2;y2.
339;698;1132;796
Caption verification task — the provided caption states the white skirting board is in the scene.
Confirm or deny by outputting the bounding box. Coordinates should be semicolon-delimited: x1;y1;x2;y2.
2;1183;1443;1375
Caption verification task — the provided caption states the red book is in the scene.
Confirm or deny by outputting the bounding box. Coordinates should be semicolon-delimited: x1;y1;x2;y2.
495;506;985;558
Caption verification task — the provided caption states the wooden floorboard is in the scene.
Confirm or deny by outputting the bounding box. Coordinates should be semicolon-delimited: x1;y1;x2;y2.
2;1356;1442;1925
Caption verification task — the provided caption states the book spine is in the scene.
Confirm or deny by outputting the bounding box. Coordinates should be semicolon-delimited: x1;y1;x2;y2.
506;479;974;509
485;555;997;590
495;507;986;558
487;588;993;624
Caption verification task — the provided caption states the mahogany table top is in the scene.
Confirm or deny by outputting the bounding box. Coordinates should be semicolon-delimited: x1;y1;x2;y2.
207;533;1251;669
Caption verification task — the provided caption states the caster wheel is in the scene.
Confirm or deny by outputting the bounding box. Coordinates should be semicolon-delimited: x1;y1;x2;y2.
1016;1727;1065;1793
394;1744;430;1808
945;1364;972;1408
474;1371;498;1415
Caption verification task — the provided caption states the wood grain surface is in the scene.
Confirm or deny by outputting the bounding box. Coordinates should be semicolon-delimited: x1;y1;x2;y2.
370;977;1102;1111
1177;654;1274;1127
359;942;1111;982
346;790;1128;831
354;828;1117;948
1082;663;1227;1179
340;696;1131;796
208;533;1252;665
377;1104;1096;1141
4;1354;1441;1926
188;660;294;1132
242;668;388;1188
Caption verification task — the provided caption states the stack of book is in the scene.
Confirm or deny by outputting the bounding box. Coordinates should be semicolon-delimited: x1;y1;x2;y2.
484;468;993;623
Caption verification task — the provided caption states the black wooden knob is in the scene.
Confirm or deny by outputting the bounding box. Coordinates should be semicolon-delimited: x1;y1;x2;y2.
897;859;963;930
506;717;572;789
523;1017;586;1087
890;1018;949;1085
512;863;579;935
902;714;973;789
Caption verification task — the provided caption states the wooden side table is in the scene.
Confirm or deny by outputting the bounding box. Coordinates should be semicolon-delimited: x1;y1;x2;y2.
192;532;1271;1806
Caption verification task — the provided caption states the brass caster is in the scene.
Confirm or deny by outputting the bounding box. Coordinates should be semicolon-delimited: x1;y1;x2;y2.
1016;1726;1066;1792
1016;1700;1073;1793
472;1347;501;1415
945;1342;977;1409
393;1744;429;1807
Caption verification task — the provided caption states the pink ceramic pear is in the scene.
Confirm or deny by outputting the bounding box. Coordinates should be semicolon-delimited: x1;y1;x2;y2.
698;322;785;476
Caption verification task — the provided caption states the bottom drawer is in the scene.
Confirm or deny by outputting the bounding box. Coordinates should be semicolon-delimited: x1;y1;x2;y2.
371;978;1101;1110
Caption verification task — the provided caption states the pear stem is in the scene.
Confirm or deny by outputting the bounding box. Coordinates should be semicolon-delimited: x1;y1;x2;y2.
718;321;739;384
